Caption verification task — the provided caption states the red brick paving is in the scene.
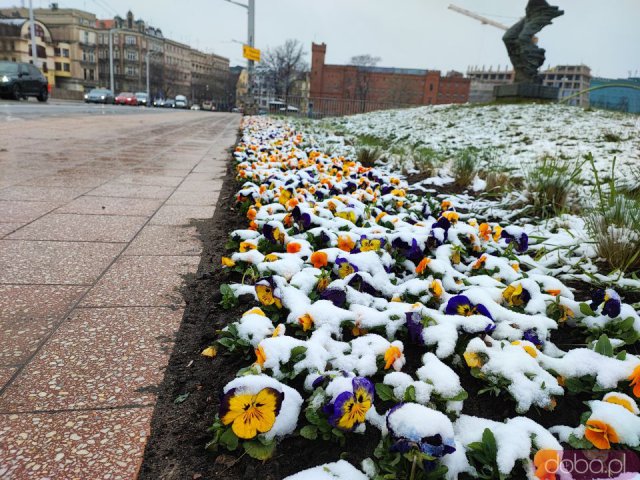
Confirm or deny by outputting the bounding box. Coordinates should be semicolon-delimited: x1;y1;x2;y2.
0;110;240;478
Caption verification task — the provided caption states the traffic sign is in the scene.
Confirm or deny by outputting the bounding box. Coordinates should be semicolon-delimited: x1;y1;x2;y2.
243;45;261;62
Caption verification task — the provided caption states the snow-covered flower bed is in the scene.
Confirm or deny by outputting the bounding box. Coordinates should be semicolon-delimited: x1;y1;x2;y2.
206;116;640;479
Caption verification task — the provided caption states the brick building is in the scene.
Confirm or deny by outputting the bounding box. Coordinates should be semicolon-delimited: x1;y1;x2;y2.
309;43;470;116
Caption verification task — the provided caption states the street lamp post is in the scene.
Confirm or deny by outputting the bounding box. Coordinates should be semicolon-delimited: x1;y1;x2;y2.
108;28;120;93
28;0;38;65
224;0;255;108
146;50;161;106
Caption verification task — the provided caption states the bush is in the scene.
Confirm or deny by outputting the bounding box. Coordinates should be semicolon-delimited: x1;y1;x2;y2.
451;147;481;188
357;147;382;168
586;155;640;272
412;147;442;177
524;154;583;218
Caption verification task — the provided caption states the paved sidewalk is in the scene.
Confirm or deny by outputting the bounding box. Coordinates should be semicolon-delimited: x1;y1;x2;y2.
0;111;240;478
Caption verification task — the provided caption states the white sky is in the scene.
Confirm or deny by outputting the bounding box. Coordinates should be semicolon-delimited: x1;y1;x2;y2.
5;0;639;78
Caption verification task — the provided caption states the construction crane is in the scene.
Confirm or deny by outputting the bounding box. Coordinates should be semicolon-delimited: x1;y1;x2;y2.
448;4;538;42
448;4;510;31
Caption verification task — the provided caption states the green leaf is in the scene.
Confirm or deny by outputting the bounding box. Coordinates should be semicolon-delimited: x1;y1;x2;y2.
403;385;416;402
375;383;396;402
217;338;235;348
444;390;468;402
594;334;613;357
620;317;635;330
174;392;190;404
564;377;585;394
219;427;239;451
300;425;318;440
567;433;593;449
305;408;322;425
243;438;276;460
481;428;497;459
616;350;627;360
290;346;308;362
579;302;596;317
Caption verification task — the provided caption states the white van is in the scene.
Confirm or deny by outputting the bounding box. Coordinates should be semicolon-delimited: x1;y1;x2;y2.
175;95;188;109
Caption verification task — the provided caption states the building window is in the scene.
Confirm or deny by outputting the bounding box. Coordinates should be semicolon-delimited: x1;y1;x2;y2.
54;47;61;56
125;35;136;45
89;69;95;80
62;48;70;58
84;31;89;44
63;63;70;72
55;61;62;70
126;50;138;61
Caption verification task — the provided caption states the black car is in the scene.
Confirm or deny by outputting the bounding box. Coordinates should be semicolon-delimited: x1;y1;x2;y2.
0;61;49;101
84;88;115;104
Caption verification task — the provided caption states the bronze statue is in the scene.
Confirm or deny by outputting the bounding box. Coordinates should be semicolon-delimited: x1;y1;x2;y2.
503;0;564;84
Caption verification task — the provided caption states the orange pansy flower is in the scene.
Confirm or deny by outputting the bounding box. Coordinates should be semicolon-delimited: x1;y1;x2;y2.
384;346;403;370
584;419;619;449
287;242;302;254
415;257;431;275
337;235;355;252
629;365;640;398
310;251;328;268
533;449;560;480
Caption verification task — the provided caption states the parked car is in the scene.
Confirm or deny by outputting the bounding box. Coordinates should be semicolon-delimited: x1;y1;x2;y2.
190;104;201;111
84;88;115;104
164;99;176;108
202;100;214;111
115;92;138;106
175;95;188;109
0;61;49;101
134;92;148;106
152;97;165;107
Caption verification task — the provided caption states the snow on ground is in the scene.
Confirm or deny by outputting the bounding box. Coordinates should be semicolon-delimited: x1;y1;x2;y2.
330;103;639;179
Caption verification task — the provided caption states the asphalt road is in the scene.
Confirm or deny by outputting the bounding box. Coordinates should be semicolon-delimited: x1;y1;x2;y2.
0;98;199;120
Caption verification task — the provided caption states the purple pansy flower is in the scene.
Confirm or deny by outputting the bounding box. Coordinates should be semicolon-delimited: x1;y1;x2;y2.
386;403;456;469
523;329;544;347
325;377;374;431
501;228;529;253
405;311;425;345
590;288;621;318
445;295;494;320
321;288;347;307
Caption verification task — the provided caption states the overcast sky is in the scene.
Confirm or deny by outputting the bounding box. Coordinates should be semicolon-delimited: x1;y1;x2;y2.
6;0;639;78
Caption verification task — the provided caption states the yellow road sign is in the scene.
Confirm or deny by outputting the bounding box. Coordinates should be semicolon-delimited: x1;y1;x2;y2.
243;45;261;62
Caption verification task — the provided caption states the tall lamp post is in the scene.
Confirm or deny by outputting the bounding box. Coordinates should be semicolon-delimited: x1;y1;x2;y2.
108;28;121;93
224;0;255;108
28;0;38;65
146;50;161;106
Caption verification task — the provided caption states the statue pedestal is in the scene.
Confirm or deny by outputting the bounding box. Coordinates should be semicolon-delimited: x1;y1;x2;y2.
494;84;559;102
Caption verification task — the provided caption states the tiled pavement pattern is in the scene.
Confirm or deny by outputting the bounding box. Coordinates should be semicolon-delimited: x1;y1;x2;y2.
0;111;240;478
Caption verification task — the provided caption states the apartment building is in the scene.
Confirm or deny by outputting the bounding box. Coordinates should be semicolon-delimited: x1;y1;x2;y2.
95;11;165;94
466;64;591;107
542;65;591;107
0;18;56;86
1;5;230;102
1;6;99;91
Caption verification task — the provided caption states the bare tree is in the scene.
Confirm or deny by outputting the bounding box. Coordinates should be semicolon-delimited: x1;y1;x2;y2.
262;39;308;105
349;54;381;113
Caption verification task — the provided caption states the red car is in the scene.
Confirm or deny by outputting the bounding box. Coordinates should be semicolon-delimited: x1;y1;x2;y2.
115;92;138;106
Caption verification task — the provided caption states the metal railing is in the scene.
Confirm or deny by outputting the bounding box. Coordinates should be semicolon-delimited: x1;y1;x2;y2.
256;95;417;119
